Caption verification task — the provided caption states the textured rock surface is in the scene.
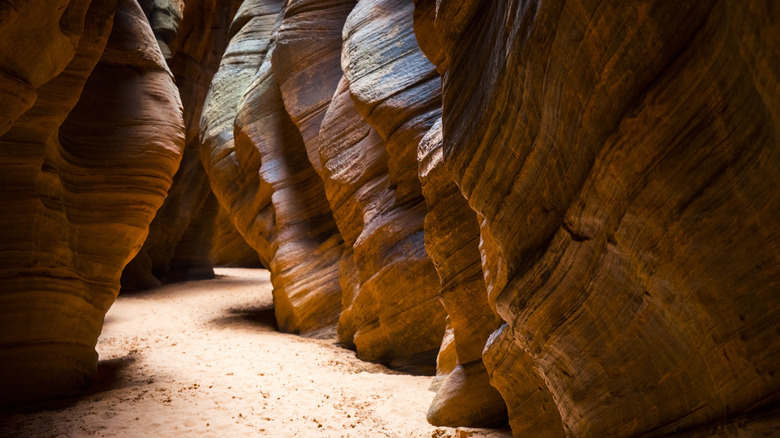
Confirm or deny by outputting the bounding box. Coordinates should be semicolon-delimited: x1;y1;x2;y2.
0;0;184;405
323;0;447;374
481;325;565;437
317;75;388;348
0;1;775;434
320;74;446;371
211;205;263;268
272;0;354;174
0;0;95;136
418;119;507;427
202;0;344;336
433;0;780;436
200;0;280;266
121;0;238;292
138;0;183;60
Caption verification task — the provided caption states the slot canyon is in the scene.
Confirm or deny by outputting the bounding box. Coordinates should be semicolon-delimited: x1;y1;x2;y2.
0;0;778;436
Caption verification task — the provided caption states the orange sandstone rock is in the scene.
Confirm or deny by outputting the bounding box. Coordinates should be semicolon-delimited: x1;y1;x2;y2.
202;1;344;336
419;119;508;427
121;0;239;291
0;0;184;405
327;0;447;374
433;0;780;436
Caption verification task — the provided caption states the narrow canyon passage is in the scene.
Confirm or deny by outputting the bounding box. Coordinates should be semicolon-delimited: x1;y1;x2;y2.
0;269;509;438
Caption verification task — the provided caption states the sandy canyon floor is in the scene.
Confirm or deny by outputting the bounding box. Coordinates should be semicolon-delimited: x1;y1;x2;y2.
0;268;511;437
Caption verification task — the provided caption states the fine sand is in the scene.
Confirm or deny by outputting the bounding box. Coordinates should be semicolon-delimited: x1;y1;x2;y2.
0;268;511;437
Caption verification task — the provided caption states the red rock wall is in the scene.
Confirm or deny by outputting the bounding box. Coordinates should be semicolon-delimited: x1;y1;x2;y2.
200;0;281;268
0;0;96;135
0;0;184;405
0;1;777;434
430;0;780;436
121;0;239;292
330;0;447;374
418;119;508;427
202;0;345;336
211;205;263;268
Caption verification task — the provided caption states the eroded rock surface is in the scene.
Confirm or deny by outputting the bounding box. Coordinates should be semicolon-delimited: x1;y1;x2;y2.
329;0;447;374
0;0;96;135
138;0;183;60
121;0;239;292
272;0;354;174
418;119;507;427
202;0;344;336
200;0;281;266
211;205;263;268
0;0;184;405
317;75;389;349
432;0;780;436
0;2;776;435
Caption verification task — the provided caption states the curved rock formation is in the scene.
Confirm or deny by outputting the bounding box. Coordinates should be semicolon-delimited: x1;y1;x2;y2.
121;0;238;292
201;0;280;268
202;0;344;336
481;325;565;437
272;0;353;174
432;0;780;435
138;0;183;60
0;0;184;405
412;2;508;426
327;0;446;374
0;0;96;136
0;2;775;435
418;119;508;427
211;205;263;268
317;75;388;349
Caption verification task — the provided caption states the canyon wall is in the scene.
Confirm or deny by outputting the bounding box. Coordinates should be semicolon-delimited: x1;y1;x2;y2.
200;0;346;336
120;0;240;292
430;0;780;436
0;0;184;405
199;0;450;366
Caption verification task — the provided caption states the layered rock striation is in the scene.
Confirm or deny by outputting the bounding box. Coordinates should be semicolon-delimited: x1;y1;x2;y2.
211;204;263;268
418;119;508;427
430;0;780;436
201;0;345;336
326;0;448;373
0;0;184;405
0;1;777;434
121;0;239;291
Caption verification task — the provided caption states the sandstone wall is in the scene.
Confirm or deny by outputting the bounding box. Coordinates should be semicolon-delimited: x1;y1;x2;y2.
201;0;345;336
0;0;184;405
429;0;780;436
121;0;240;292
328;0;447;374
211;205;263;268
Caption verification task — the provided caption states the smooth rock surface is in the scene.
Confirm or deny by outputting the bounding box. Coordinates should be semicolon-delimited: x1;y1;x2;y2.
0;0;184;405
419;119;507;427
202;0;344;336
121;0;239;292
272;0;354;174
0;0;95;135
200;0;282;266
211;204;263;268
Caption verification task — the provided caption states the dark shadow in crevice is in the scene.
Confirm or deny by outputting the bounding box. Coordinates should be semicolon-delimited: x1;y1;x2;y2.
119;269;270;298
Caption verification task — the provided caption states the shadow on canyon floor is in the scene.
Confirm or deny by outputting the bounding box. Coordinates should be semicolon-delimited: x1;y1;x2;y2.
1;354;145;416
210;304;279;332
